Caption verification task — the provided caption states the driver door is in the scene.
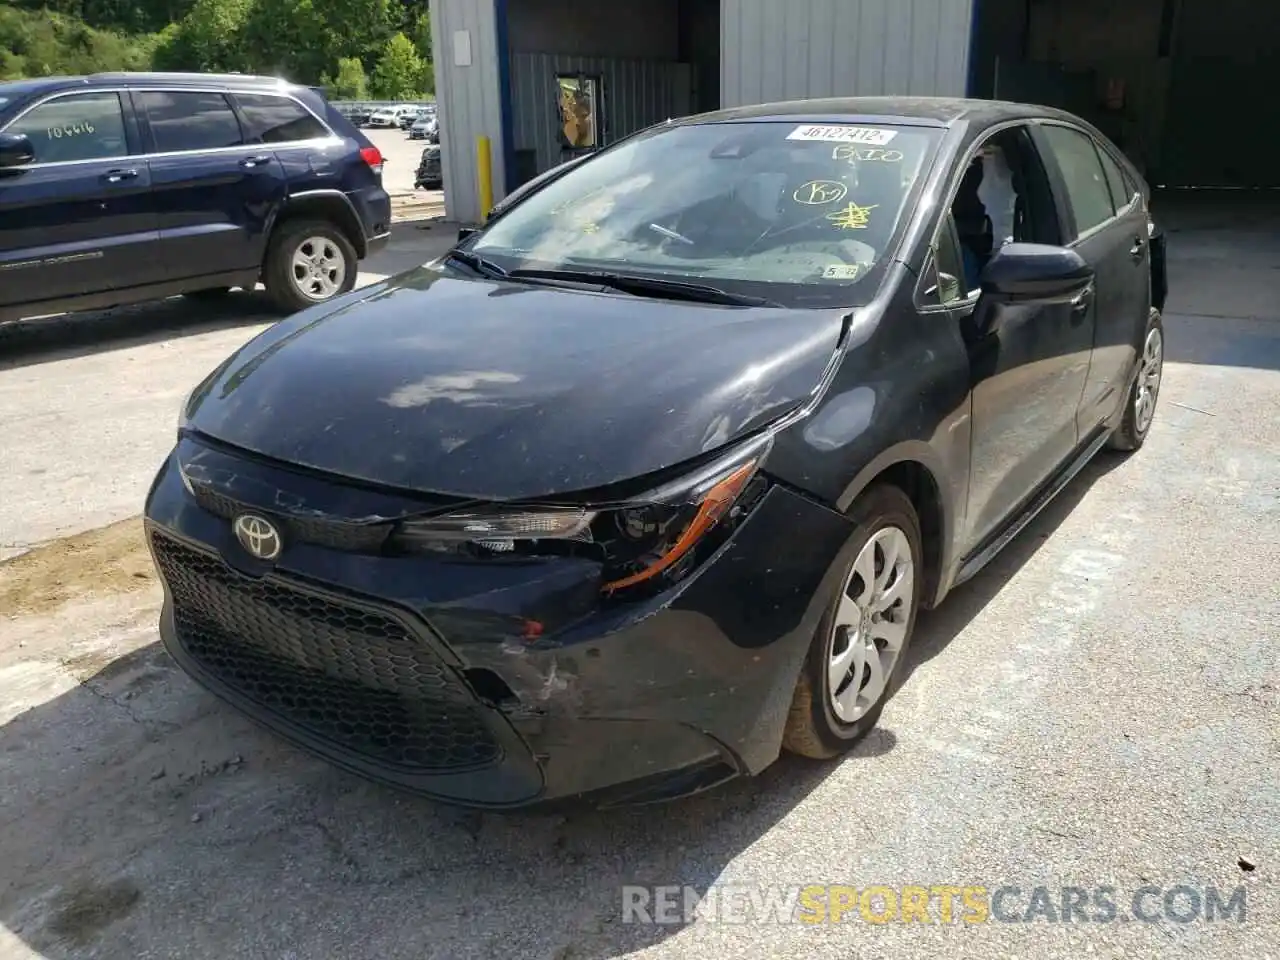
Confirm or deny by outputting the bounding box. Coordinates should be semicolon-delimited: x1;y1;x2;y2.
932;125;1096;553
0;90;162;311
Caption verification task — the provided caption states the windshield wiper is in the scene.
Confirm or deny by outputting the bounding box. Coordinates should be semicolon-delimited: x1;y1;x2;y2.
445;248;508;279
505;268;779;307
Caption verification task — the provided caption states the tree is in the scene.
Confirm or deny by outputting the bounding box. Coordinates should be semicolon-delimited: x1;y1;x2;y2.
153;0;253;73
370;31;424;100
323;56;368;100
239;0;328;81
408;11;434;94
409;10;431;63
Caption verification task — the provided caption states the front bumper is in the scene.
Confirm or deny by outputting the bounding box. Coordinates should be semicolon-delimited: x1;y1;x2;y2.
143;441;852;808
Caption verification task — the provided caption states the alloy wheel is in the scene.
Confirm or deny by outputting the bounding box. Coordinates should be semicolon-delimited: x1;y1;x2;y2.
291;236;347;301
1135;325;1164;434
827;526;915;723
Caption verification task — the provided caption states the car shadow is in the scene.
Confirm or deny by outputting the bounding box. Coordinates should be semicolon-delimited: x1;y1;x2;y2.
0;454;1128;959
902;451;1126;684
0;291;280;372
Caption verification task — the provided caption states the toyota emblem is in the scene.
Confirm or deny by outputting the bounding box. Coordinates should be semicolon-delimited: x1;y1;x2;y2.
233;514;283;561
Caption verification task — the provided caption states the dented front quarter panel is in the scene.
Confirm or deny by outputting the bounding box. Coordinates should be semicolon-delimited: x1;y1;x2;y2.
436;483;856;796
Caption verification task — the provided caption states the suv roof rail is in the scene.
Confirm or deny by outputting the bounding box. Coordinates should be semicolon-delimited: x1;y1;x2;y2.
89;71;291;84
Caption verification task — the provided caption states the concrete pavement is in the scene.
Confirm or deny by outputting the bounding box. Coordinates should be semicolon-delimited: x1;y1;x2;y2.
0;193;1276;960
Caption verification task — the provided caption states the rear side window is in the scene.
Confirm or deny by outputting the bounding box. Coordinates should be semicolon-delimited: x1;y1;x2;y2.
1039;124;1115;238
139;91;244;153
1096;145;1134;212
235;93;329;143
6;92;128;164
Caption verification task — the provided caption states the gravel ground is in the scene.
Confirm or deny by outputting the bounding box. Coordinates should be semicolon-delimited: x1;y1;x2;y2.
0;194;1276;960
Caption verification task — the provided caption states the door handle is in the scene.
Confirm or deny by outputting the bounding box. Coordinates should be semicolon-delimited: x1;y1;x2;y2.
102;168;138;183
1130;237;1146;260
1069;283;1094;320
240;155;272;168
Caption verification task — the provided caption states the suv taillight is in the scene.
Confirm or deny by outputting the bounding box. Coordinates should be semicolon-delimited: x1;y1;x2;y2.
360;145;384;175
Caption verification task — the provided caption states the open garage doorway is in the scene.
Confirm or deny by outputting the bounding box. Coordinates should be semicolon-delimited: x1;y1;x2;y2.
970;0;1280;189
502;0;720;190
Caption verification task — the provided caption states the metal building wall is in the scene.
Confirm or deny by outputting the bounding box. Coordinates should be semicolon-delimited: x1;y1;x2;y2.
721;0;976;106
429;0;506;224
509;53;691;178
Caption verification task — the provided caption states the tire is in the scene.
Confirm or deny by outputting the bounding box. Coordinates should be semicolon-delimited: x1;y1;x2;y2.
185;287;233;300
1107;308;1164;452
263;219;359;314
782;484;925;760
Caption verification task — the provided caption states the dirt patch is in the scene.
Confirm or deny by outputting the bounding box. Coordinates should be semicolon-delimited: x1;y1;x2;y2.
0;517;154;618
44;878;142;946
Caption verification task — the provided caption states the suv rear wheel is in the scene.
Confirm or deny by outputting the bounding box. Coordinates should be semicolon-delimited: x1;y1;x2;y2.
264;219;358;313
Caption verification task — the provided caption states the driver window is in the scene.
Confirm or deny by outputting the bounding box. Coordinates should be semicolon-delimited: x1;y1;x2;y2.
6;92;129;164
949;126;1060;289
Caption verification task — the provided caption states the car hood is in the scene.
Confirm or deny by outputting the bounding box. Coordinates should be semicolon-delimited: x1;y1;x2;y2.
184;267;847;500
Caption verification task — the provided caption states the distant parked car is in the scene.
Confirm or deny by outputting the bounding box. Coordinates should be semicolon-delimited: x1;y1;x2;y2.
414;144;441;189
367;107;402;128
344;105;373;126
409;115;438;141
0;72;392;320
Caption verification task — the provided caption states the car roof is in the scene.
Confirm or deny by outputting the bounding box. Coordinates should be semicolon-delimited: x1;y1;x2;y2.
0;72;308;98
0;78;57;101
678;95;1078;129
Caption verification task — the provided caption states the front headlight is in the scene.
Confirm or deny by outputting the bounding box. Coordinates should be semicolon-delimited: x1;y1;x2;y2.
393;436;772;599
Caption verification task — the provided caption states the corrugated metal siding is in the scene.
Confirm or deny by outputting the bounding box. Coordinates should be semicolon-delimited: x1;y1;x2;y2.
430;0;505;223
509;53;691;175
721;0;974;106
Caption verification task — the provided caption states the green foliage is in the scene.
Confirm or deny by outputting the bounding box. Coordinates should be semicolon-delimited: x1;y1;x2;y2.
369;31;425;100
322;56;368;101
1;6;163;79
1;0;434;95
152;0;252;73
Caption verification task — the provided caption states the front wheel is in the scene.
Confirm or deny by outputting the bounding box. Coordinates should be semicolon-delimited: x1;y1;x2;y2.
1107;308;1164;452
782;484;924;759
263;220;358;314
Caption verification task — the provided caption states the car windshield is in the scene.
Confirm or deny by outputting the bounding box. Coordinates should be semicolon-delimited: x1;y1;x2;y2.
470;119;941;307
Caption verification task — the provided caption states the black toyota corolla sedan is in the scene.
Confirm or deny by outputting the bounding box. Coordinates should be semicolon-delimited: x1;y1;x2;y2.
145;97;1167;809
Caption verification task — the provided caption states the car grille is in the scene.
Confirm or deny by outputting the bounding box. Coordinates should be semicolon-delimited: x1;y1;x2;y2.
190;483;392;553
150;531;502;772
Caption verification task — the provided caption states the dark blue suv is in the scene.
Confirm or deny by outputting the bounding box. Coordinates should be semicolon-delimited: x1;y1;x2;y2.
0;72;391;321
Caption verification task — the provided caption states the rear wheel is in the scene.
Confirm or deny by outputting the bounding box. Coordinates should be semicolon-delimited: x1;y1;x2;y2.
782;484;923;759
1107;308;1164;452
263;219;358;314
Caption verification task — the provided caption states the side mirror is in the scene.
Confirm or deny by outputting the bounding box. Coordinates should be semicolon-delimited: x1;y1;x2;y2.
0;133;35;169
457;226;477;242
980;242;1093;303
937;271;962;305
